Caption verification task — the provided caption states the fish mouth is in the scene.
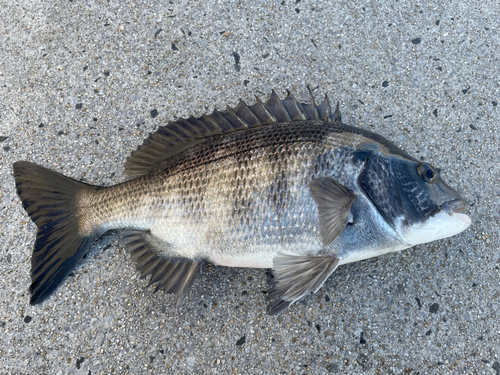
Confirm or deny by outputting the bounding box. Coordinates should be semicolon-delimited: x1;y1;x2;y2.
440;199;469;215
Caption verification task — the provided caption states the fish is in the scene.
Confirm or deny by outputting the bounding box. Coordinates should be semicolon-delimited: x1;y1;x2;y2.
13;89;471;315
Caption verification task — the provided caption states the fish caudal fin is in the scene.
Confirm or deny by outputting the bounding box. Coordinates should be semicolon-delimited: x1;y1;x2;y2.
13;161;100;305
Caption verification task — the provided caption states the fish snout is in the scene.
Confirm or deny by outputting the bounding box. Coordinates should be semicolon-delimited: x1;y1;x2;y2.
440;199;469;215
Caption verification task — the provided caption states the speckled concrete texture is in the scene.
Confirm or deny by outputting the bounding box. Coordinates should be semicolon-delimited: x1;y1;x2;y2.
1;0;499;374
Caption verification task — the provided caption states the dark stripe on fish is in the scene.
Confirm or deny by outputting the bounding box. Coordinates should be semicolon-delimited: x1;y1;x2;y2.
152;121;416;178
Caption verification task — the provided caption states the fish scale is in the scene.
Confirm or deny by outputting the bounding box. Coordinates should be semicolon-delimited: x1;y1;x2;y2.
13;90;470;314
83;122;365;251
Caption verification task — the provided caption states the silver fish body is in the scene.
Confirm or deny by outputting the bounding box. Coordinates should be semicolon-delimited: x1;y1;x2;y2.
13;91;471;314
84;122;407;267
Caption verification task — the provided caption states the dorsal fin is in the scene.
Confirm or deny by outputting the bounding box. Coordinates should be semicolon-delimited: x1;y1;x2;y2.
124;90;336;177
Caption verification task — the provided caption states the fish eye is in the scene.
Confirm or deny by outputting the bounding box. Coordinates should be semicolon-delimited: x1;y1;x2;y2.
418;163;437;183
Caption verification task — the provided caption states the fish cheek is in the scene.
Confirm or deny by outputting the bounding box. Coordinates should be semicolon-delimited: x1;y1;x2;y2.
391;159;440;225
357;154;405;229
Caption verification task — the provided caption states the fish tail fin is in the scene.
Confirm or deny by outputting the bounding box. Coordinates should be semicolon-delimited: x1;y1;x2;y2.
13;161;101;305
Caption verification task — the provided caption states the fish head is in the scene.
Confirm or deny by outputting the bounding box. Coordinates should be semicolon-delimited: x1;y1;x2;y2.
358;152;471;247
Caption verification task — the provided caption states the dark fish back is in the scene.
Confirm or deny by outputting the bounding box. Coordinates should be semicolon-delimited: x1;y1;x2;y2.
127;90;416;179
125;90;335;177
153;120;417;178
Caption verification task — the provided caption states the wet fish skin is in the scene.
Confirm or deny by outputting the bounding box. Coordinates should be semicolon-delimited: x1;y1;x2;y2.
13;90;471;314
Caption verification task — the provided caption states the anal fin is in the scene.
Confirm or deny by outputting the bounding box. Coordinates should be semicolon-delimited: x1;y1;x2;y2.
121;229;204;296
267;253;340;315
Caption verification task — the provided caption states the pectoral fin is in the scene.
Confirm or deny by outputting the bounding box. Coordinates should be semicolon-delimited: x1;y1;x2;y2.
309;177;357;247
120;229;205;296
267;253;340;315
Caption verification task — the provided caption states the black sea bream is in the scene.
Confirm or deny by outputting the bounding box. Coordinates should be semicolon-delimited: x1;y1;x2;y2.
13;90;471;314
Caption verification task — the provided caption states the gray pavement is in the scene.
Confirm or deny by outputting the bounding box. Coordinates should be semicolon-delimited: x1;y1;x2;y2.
1;0;499;374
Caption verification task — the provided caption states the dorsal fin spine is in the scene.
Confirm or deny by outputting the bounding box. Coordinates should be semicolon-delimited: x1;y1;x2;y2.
184;117;212;134
250;96;277;125
200;114;223;134
316;94;334;122
219;106;249;131
153;136;178;148
265;90;291;122
302;85;320;121
306;85;317;107
334;101;342;122
156;127;185;143
282;90;307;121
324;94;333;121
234;99;261;128
209;110;235;133
168;123;193;139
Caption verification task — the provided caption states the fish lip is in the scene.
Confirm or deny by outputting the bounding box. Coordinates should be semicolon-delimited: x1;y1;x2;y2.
440;199;469;215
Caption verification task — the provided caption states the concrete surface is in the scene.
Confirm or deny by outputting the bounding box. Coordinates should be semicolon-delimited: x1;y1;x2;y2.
1;0;499;374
